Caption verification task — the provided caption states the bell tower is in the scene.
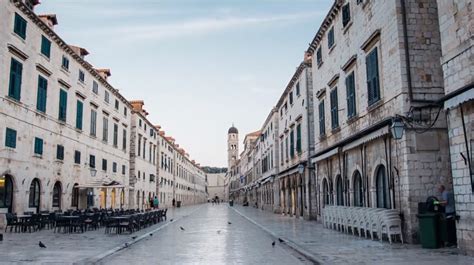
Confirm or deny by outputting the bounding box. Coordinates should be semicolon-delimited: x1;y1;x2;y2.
227;124;239;169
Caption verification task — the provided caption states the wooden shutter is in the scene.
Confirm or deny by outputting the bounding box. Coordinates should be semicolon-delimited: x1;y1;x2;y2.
59;89;67;121
9;59;22;101
36;76;47;112
76;100;83;129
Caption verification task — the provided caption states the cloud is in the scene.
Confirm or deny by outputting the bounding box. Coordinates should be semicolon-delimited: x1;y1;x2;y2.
83;11;324;42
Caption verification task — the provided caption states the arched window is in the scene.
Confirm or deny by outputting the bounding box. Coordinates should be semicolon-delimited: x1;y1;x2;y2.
29;179;41;211
328;179;334;205
336;175;343;206
353;171;363;207
120;189;125;207
0;175;14;213
71;183;79;207
52;181;62;208
376;165;390;209
322;178;329;206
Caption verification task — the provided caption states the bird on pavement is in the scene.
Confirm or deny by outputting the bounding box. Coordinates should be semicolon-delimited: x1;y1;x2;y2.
39;241;46;248
180;226;185;231
149;233;153;237
170;219;173;222
272;241;276;247
228;222;232;225
278;238;284;243
131;236;137;240
124;243;129;248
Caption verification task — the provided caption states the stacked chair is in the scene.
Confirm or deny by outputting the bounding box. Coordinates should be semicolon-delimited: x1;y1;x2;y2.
322;206;404;244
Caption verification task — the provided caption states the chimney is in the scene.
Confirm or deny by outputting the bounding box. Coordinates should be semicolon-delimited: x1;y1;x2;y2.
24;0;40;11
38;14;58;29
95;68;111;81
69;45;89;59
304;51;312;64
129;100;144;112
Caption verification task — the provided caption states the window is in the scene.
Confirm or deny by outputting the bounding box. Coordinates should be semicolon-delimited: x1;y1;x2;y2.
285;136;289;161
296;124;302;154
90;109;97;136
34;137;43;155
40;36;51;58
71;184;79;207
330;88;339;129
318;101;326;136
376;165;390;209
5;128;17;148
114;99;119;110
76;100;83;130
289;91;293;105
36;76;47;113
74;150;81;164
138;135;142;156
104;91;110;103
346;72;356;118
112;162;117;173
317;47;322;66
58;89;68;122
290;129;295;158
342;3;351;27
122;165;126;175
296;82;300;96
28;179;40;208
89;155;95;168
113;123;118;147
8;58;23;101
56;145;64;160
122;129;127;150
52;182;61;208
79;70;85;83
123;107;127;117
0;175;14;212
353;171;363;207
102;117;108;142
366;47;381;105
13;13;27;39
92;81;98;94
102;159;107;171
328;27;335;49
61;56;69;70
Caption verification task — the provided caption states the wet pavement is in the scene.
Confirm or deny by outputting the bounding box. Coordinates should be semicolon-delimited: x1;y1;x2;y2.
103;204;310;265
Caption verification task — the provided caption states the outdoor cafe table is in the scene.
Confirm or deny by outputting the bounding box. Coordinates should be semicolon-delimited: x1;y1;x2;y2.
59;216;80;233
16;215;32;232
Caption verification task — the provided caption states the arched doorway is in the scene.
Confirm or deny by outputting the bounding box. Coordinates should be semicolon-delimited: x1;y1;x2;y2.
111;188;116;209
336;175;343;206
0;174;14;213
52;181;62;209
353;171;363;207
29;178;41;213
376;165;390;209
322;178;329;206
71;183;79;208
100;188;107;209
120;189;125;208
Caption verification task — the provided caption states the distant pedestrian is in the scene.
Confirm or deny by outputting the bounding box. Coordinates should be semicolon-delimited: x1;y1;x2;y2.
154;196;159;209
172;198;176;207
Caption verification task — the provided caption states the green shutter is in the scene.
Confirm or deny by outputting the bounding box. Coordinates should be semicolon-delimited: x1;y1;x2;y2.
14;13;27;39
319;101;325;136
76;100;83;130
41;36;51;58
367;48;380;105
36;76;47;112
346;73;356;117
331;89;339;128
290;129;295;158
34;137;43;155
58;89;68;122
5;128;17;148
296;124;302;153
9;58;22;101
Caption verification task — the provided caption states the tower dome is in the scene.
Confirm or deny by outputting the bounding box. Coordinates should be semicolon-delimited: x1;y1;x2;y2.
228;125;238;134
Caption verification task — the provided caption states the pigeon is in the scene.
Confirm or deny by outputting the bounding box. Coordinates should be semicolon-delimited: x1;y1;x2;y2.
170;219;173;222
39;241;46;248
272;241;276;247
227;222;232;225
180;226;185;231
124;243;129;248
149;233;153;237
131;236;137;240
278;238;284;243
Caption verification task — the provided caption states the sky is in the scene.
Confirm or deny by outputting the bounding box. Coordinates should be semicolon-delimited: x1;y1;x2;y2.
36;0;332;167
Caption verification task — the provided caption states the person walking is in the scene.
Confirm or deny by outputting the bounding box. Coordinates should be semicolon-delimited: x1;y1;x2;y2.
437;185;457;247
154;196;159;209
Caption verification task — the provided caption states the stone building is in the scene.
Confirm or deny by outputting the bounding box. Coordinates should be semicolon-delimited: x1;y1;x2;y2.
308;0;450;242
207;173;226;201
0;0;132;214
129;100;159;210
436;0;474;254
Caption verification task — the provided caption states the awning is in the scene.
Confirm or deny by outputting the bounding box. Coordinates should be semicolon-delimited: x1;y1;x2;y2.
311;147;339;164
277;167;299;179
445;88;474;109
75;179;125;189
342;126;389;152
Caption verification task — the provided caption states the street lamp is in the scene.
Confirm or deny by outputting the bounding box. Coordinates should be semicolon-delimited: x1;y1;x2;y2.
297;164;305;175
391;117;405;140
90;168;97;177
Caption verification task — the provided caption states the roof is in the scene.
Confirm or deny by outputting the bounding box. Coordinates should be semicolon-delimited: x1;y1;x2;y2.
228;126;238;134
306;0;343;54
